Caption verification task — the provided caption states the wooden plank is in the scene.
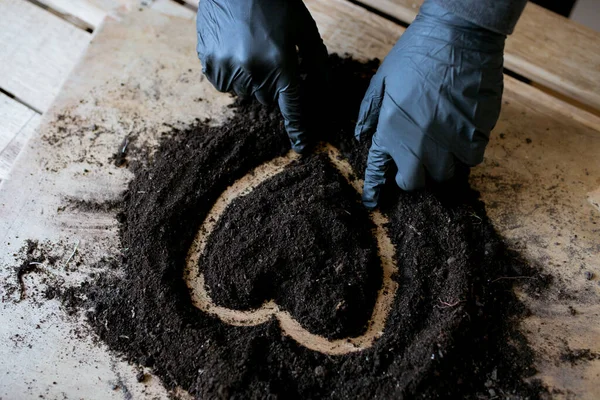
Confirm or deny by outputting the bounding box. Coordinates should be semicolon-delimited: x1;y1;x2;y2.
0;0;191;182
353;0;600;112
0;1;599;397
0;94;37;154
0;0;91;113
181;0;197;8
150;0;194;19
34;0;107;30
0;8;231;399
0;114;40;181
0;94;40;180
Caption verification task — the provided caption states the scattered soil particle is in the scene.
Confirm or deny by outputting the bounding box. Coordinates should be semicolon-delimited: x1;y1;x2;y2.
45;285;87;316
65;198;122;213
13;240;55;302
560;348;600;365
136;370;146;383
16;263;41;301
66;56;543;399
584;271;594;280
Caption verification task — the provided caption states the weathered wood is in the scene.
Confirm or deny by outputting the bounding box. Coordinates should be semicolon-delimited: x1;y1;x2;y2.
353;0;600;112
0;94;41;179
0;8;230;399
0;115;40;181
0;0;599;397
34;0;107;30
0;0;91;113
0;94;37;155
181;0;196;8
151;0;194;19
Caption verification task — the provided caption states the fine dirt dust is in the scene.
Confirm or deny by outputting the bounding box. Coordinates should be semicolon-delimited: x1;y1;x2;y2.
62;56;547;399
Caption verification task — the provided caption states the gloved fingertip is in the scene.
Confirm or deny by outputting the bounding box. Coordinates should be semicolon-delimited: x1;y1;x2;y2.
354;123;365;142
278;85;310;155
361;188;379;210
283;117;308;154
290;138;307;154
361;139;390;209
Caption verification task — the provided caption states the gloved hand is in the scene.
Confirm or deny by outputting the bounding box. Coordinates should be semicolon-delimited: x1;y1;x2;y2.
196;0;328;153
355;0;506;208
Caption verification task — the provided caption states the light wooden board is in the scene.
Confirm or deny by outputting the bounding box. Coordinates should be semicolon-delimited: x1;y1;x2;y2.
0;94;41;180
0;5;228;399
150;0;195;19
0;0;599;397
0;94;38;155
0;0;91;113
0;0;194;191
0;0;138;184
35;0;108;30
0;114;40;180
354;0;600;113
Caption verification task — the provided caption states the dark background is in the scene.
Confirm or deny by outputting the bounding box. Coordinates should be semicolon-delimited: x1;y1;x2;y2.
531;0;577;17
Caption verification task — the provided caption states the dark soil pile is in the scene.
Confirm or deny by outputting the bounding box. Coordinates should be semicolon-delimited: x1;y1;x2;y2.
202;154;382;339
75;56;543;399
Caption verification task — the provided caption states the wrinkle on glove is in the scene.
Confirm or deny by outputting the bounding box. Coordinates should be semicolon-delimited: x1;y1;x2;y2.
356;0;506;209
197;0;328;153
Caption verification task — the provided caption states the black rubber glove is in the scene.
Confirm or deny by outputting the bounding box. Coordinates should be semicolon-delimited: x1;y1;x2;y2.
196;0;328;153
355;1;506;208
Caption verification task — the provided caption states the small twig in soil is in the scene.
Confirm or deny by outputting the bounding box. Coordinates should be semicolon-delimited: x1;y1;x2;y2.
436;298;464;309
121;138;129;154
469;212;482;223
63;240;80;269
408;224;421;236
490;276;536;283
29;262;46;268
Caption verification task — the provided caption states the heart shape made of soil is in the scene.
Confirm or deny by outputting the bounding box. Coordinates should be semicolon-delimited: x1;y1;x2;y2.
185;144;398;355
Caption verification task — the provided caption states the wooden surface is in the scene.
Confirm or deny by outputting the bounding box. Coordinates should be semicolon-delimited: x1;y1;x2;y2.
0;94;40;180
35;0;107;30
354;0;600;113
151;0;195;19
0;5;220;399
0;0;112;184
0;0;599;398
0;94;37;158
0;0;91;113
0;0;186;186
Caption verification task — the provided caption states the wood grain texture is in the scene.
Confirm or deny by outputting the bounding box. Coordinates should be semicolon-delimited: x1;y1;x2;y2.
0;9;231;398
181;0;197;8
354;0;600;112
35;0;107;29
0;94;40;180
0;0;91;113
0;0;599;397
0;93;38;154
150;0;194;19
0;114;40;180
